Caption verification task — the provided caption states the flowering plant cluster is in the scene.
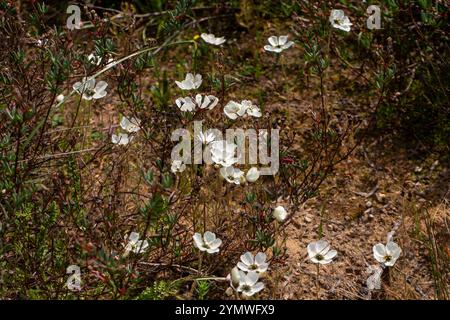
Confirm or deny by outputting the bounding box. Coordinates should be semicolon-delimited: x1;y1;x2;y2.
1;1;445;301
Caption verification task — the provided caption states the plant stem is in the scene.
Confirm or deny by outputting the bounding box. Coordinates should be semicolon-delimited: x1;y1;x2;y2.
387;266;392;286
316;263;320;299
276;53;281;66
194;277;227;282
198;252;203;275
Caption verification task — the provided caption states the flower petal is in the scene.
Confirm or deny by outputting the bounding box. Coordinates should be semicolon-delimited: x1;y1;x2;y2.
255;252;267;265
245;271;259;286
129;232;140;243
257;262;269;272
201;95;210;109
384;259;396;267
315;240;330;255
134;240;148;253
209;238;222;249
307;242;318;258
252;282;264;294
246;167;260;182
240;252;254;265
193;233;203;248
140;240;149;251
268;36;278;47
386;242;401;260
175;81;185;89
264;45;282;53
281;41;294;50
93;90;107;99
324;249;337;260
206;247;220;254
278;35;288;46
310;257;320;264
207;95;219;109
203;231;216;244
237;262;250;272
85;78;95;89
373;243;387;262
112;133;130;145
95;80;108;92
73;81;82;92
194;74;202;88
195;94;203;107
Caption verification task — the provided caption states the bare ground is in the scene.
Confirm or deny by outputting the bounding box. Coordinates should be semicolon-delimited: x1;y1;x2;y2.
278;136;449;299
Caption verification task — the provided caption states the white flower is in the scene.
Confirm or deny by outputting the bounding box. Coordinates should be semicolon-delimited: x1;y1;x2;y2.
224;100;261;119
237;252;269;273
236;271;265;297
307;240;337;264
87;53;102;66
120;116;141;133
329;9;352;32
73;77;108;100
193;231;222;254
227;268;265;297
264;35;294;53
175;73;202;90
36;39;48;47
175;97;196;112
171;160;186;173
273;206;288;222
124;232;149;254
226;267;242;290
195;94;219;110
112;133;132;145
245;167;260;183
242;100;262;118
224;101;247;120
210;140;237;167
88;53;115;67
220;166;244;185
373;241;402;267
56;94;65;103
197;130;216;145
201;33;226;46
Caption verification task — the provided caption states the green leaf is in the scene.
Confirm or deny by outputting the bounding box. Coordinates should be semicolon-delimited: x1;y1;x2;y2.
161;174;173;189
